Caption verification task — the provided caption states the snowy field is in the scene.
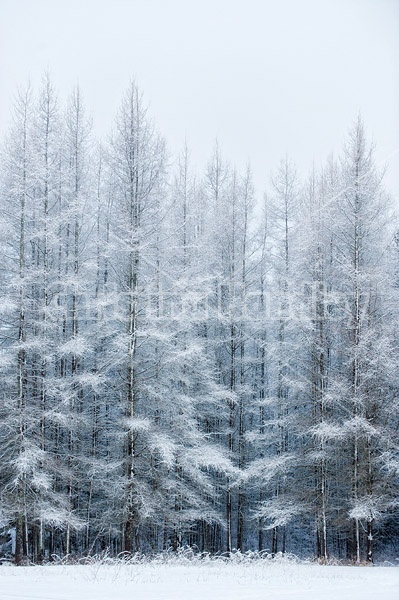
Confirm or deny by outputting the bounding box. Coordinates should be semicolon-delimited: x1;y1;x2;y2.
1;559;398;600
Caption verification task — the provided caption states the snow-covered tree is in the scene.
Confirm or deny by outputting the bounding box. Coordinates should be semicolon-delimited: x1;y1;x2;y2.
0;78;398;562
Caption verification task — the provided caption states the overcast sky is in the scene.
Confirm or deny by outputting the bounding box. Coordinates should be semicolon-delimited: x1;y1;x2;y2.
1;0;398;199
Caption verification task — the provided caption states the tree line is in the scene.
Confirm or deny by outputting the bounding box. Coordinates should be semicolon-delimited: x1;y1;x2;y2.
0;75;398;564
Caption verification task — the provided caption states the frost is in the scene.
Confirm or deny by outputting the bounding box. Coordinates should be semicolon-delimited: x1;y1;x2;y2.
126;417;151;433
59;335;91;357
190;445;234;474
257;498;303;528
344;416;377;437
243;454;294;483
76;372;105;392
349;497;382;522
14;444;46;476
309;421;344;441
150;433;177;467
32;471;52;491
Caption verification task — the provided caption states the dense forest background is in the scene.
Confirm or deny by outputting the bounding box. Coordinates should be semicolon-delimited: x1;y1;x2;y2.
0;76;398;565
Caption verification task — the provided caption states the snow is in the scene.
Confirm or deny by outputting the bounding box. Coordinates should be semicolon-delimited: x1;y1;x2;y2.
1;560;398;600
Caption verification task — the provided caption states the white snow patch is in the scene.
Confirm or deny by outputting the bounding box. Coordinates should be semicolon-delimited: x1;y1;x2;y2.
1;561;398;600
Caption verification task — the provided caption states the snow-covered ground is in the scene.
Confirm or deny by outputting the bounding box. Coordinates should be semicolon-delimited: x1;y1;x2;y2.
1;559;398;600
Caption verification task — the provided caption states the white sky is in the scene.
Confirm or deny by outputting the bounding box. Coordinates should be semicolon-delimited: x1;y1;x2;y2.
1;0;398;200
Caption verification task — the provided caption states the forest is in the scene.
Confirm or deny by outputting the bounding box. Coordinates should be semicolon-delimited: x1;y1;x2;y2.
0;75;398;565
